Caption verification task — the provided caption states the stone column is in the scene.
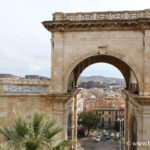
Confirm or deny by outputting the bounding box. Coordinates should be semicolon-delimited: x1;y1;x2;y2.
71;97;75;141
123;91;143;150
144;30;150;96
51;32;65;93
63;102;68;139
141;104;150;150
124;95;129;150
74;95;78;150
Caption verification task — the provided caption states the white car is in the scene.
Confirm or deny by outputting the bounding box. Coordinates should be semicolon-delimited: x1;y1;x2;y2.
94;135;103;142
104;132;108;136
110;132;115;137
95;137;101;142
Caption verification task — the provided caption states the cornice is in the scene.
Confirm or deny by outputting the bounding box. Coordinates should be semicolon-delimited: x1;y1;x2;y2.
0;93;70;102
124;90;150;105
42;18;150;32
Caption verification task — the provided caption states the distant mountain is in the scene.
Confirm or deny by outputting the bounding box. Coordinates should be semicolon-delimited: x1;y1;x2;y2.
78;76;125;88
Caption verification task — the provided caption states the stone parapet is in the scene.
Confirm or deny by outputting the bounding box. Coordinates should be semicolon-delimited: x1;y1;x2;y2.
43;9;150;32
53;9;150;21
0;79;50;85
0;79;51;94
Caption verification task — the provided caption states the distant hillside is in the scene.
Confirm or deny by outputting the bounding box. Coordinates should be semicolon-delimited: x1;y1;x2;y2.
0;74;19;79
78;76;125;88
0;74;50;80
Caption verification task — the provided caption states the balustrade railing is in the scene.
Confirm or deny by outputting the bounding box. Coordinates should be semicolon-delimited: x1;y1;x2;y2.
53;9;150;21
0;79;50;93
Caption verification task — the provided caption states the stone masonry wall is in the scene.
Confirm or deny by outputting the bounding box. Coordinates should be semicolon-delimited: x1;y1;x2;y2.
0;94;68;141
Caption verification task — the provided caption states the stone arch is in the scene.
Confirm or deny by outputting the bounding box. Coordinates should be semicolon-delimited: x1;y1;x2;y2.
63;50;143;94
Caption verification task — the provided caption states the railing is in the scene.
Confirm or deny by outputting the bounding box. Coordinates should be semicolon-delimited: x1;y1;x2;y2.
3;85;49;93
0;79;50;85
53;9;150;21
0;79;50;93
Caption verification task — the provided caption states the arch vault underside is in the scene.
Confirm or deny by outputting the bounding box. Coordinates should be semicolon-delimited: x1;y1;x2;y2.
67;54;139;94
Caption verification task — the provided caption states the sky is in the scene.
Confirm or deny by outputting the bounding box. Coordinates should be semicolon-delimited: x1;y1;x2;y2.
0;0;150;78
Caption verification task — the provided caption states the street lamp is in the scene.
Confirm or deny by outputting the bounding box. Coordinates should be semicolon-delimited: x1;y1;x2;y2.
117;118;124;150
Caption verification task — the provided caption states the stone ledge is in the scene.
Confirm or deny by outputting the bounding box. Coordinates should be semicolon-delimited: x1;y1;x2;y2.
0;79;51;85
124;90;150;105
42;18;150;32
0;93;70;99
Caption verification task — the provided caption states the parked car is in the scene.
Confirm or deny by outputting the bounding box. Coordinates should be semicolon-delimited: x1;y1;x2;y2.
110;132;115;137
94;134;103;142
97;131;103;136
95;137;101;142
104;131;109;136
106;135;111;140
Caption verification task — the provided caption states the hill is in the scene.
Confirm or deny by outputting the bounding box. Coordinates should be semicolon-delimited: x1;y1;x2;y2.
78;76;125;88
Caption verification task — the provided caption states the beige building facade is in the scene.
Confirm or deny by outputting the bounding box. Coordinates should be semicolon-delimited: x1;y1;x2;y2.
0;9;150;150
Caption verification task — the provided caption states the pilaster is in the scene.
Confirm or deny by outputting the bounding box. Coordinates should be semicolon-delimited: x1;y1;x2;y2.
51;32;65;93
144;30;150;95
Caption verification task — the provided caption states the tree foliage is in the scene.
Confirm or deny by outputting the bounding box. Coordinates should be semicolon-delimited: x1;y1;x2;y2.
0;113;73;150
78;111;100;136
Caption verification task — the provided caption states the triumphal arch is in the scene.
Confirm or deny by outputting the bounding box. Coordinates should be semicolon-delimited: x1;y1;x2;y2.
0;9;150;150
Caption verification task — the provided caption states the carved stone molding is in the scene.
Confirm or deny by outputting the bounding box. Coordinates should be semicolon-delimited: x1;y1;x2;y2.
42;10;150;32
53;10;150;21
124;90;150;105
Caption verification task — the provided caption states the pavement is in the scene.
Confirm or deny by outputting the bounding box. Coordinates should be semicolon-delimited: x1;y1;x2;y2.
78;136;120;150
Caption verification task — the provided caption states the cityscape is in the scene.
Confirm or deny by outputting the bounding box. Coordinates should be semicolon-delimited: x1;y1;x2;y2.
68;75;125;150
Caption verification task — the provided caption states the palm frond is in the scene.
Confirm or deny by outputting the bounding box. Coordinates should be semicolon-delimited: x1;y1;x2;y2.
32;113;43;136
14;116;29;138
0;113;74;150
52;140;74;150
43;119;55;133
42;120;62;140
0;128;17;141
45;127;62;140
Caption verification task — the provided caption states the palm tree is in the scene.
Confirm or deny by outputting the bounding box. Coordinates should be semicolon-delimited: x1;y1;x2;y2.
0;113;73;150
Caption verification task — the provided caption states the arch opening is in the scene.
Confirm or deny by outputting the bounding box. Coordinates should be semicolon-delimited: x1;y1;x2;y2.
67;55;127;148
67;54;139;94
80;62;124;79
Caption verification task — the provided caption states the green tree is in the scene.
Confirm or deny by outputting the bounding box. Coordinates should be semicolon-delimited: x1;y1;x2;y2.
0;113;73;150
78;111;100;136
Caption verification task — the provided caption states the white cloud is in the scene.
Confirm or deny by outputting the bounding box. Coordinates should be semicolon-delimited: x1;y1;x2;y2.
28;64;41;72
81;63;124;79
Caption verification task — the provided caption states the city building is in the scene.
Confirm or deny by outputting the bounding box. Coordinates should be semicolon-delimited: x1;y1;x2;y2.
84;98;124;129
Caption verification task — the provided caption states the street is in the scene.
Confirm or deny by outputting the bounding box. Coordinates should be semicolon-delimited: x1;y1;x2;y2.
78;136;120;150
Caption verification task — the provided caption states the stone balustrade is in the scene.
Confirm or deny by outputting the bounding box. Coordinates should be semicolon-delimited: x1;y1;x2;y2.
53;9;150;21
0;79;50;85
0;79;50;93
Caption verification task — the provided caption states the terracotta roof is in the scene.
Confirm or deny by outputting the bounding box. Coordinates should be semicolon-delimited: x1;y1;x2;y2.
84;99;125;111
